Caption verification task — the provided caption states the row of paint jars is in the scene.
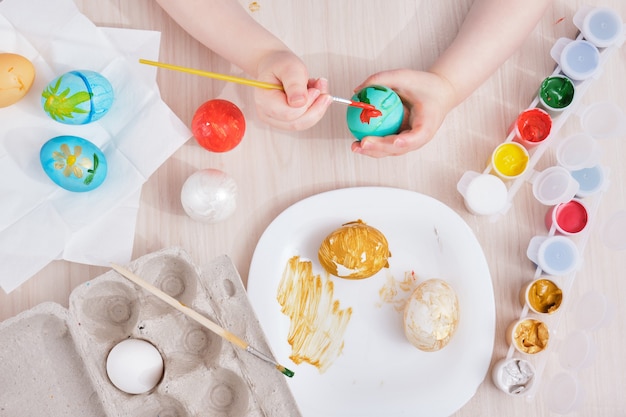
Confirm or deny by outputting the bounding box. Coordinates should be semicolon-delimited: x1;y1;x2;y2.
492;163;614;411
458;6;625;218
489;6;624;412
491;3;624;179
493;287;615;412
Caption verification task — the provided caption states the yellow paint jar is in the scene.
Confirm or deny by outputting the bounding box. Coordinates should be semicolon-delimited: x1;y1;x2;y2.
491;142;530;180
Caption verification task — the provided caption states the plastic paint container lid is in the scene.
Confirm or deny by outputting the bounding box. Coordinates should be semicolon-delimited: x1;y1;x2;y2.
532;166;579;206
559;40;601;81
579;101;626;139
543;372;585;414
570;165;605;197
581;7;624;48
559;330;596;371
601;210;626;250
574;290;616;331
556;133;601;170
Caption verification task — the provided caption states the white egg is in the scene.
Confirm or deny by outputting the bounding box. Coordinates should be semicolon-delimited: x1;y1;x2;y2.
106;339;164;394
180;169;238;223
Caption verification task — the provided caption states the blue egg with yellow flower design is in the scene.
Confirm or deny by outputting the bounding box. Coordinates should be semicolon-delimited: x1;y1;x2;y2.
40;135;107;192
346;85;404;140
41;70;114;125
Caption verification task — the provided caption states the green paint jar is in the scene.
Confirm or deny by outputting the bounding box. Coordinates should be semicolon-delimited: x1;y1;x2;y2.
538;75;576;115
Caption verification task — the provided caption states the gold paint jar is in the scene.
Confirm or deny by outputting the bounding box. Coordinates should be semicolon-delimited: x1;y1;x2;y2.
506;318;550;354
519;278;563;314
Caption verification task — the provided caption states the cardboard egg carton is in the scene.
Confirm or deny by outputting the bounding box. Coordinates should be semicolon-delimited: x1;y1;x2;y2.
0;248;301;417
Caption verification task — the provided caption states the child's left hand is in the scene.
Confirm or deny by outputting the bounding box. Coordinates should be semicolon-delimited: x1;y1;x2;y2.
351;69;456;158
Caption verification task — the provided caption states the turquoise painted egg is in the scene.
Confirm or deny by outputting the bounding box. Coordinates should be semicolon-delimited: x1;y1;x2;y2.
41;70;114;125
40;135;107;192
346;85;404;140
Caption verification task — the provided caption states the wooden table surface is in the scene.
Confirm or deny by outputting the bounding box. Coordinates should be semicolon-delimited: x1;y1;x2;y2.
2;1;625;416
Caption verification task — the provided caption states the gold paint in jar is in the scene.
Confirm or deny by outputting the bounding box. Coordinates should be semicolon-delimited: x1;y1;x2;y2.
507;318;549;354
519;278;563;314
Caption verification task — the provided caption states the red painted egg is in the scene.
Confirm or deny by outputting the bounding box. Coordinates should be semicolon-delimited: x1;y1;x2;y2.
191;99;246;152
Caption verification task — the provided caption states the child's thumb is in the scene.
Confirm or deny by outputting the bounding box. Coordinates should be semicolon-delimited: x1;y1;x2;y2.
281;76;309;108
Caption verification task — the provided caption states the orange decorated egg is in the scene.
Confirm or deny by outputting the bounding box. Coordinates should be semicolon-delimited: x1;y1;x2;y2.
0;53;35;107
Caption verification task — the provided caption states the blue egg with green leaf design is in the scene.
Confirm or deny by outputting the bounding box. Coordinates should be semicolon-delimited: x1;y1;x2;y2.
41;70;114;125
346;85;404;140
40;135;107;192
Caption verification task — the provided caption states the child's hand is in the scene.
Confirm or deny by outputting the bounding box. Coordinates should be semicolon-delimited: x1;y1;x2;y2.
351;69;456;158
254;50;332;131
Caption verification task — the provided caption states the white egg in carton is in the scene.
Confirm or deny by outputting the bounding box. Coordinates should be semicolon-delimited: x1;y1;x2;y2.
0;248;301;417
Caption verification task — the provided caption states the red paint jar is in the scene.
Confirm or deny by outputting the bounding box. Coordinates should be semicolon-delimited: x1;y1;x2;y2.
514;108;553;149
545;199;589;235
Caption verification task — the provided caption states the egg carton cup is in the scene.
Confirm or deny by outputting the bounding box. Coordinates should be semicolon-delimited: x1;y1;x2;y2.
457;6;625;222
0;248;301;417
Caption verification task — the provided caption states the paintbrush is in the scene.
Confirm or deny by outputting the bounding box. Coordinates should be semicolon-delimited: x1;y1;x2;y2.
138;58;379;111
110;263;294;378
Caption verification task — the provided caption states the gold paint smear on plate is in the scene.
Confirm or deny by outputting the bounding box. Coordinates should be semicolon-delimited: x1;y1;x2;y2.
277;256;352;373
248;2;260;12
377;271;420;311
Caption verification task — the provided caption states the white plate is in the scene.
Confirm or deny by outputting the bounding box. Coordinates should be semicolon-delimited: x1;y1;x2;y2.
247;187;495;417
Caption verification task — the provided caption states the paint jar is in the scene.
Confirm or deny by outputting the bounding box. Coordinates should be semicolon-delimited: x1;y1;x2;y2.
551;38;601;81
531;166;579;206
545;199;589;236
579;101;626;140
538;75;576;115
555;133;601;171
506;318;549;355
519;278;563;314
527;235;580;276
574;6;624;48
513;108;552;148
570;164;606;198
491;357;536;396
491;142;529;180
457;171;509;216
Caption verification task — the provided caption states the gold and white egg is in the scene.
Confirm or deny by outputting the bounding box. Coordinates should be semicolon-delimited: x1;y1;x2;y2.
403;278;460;352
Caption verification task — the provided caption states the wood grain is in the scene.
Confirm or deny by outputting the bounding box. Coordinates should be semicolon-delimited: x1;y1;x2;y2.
2;1;625;415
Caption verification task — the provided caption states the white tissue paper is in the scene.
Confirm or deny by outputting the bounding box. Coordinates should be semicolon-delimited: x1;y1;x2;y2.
0;0;191;292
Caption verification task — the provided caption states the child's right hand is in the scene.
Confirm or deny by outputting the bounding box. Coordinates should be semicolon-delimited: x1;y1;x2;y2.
254;50;332;131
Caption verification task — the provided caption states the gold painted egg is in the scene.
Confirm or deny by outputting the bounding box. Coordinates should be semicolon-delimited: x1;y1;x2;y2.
318;219;390;279
403;278;459;352
0;53;35;108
